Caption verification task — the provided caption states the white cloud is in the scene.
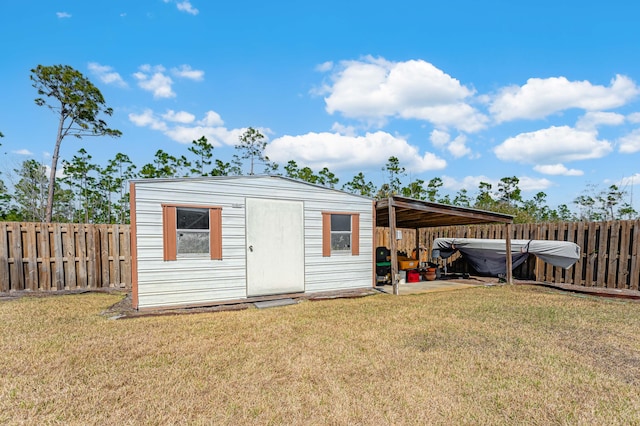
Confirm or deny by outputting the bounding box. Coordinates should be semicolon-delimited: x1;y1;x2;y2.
164;0;199;15
331;122;357;137
88;62;127;88
518;176;554;192
199;111;224;127
429;130;472;158
430;129;450;148
134;65;175;98
617;173;640;187
176;1;199;15
618;129;640;153
13;149;33;156
56;12;71;18
628;112;640;123
266;131;446;173
441;175;552;193
490;75;639;123
164;126;241;145
575;111;625;131
441;175;495;191
533;164;584;176
321;56;488;132
315;61;333;72
494;126;612;164
171;65;204;81
447;135;471;158
162;110;196;124
128;108;239;146
128;109;168;131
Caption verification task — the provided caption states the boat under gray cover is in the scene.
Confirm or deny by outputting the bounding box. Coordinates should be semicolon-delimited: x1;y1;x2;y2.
432;238;581;276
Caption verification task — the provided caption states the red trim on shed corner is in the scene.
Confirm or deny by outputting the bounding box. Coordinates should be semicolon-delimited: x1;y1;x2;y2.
129;182;139;310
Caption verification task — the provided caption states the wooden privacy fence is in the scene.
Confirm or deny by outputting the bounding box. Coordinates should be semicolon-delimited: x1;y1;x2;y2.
376;220;640;291
3;220;639;293
0;222;131;292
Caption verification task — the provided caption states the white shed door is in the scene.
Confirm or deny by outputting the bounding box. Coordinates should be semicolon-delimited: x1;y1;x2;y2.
246;198;305;296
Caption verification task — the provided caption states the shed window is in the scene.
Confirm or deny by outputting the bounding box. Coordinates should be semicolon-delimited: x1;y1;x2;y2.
162;204;222;261
322;212;360;257
330;214;351;252
177;208;209;255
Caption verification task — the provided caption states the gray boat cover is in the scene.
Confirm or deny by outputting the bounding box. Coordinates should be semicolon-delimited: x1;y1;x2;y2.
432;238;581;276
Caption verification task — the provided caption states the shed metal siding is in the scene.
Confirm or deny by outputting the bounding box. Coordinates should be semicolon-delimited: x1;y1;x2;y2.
133;176;373;309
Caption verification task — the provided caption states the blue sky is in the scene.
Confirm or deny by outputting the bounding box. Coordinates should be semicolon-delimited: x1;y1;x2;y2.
2;0;640;211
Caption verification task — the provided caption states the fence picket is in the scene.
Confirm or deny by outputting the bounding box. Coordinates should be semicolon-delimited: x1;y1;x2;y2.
53;224;64;290
0;222;9;291
630;220;640;291
574;222;585;286
76;225;88;288
618;221;630;289
111;225;121;287
64;226;76;290
101;226;110;287
37;223;51;291
607;221;620;288
586;222;597;287
9;222;24;290
86;225;97;288
25;223;38;291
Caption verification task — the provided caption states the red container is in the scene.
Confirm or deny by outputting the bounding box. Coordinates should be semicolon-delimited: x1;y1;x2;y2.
407;270;420;283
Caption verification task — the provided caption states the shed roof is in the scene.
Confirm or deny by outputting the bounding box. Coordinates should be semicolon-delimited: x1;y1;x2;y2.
130;174;373;200
375;195;513;229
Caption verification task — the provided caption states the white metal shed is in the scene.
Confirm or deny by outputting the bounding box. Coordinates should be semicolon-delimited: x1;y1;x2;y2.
129;175;374;310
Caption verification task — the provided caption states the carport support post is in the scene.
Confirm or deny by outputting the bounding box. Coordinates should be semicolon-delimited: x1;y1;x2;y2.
415;228;420;264
505;223;513;284
388;197;399;295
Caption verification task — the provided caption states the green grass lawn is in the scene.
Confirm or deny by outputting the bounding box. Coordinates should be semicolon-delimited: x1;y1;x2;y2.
1;285;639;425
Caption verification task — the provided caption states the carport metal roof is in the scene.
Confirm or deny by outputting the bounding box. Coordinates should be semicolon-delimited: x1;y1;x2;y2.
375;195;513;229
374;196;514;295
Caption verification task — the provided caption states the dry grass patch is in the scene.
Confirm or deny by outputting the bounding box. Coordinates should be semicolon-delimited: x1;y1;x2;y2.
1;286;640;424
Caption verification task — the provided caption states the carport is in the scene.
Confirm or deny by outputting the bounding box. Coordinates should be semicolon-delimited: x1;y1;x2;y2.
374;196;514;295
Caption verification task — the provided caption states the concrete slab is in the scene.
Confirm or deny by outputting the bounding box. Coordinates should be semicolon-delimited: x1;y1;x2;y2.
375;279;483;295
253;298;298;309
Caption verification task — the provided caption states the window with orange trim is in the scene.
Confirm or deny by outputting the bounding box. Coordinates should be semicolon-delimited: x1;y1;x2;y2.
163;205;222;261
322;212;359;257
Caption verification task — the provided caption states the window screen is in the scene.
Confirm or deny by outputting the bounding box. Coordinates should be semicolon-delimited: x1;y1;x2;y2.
330;214;351;252
176;207;210;255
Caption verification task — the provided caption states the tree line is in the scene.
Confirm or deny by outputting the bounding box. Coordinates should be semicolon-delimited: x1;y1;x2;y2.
0;64;636;224
0;131;635;224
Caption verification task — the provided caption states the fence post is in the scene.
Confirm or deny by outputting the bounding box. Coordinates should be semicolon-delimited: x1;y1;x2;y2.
0;223;9;292
25;223;38;291
9;222;24;291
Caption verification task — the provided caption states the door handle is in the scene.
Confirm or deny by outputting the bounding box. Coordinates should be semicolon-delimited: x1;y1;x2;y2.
249;245;253;252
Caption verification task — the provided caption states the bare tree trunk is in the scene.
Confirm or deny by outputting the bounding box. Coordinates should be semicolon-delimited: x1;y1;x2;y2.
45;121;64;222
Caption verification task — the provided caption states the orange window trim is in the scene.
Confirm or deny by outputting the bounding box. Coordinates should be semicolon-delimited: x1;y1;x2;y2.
351;213;360;256
322;212;331;257
209;208;223;260
322;211;360;257
162;203;222;261
162;205;177;261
